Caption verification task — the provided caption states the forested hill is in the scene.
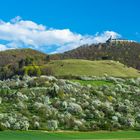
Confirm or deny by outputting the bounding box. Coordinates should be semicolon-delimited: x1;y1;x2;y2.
0;49;48;79
54;40;140;70
0;48;47;67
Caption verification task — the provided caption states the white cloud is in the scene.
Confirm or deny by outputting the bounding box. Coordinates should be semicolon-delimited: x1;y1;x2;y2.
53;31;121;53
0;16;121;53
0;44;8;51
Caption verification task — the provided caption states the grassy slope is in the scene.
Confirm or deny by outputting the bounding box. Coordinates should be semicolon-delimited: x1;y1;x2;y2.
47;59;140;77
0;131;140;140
71;80;114;86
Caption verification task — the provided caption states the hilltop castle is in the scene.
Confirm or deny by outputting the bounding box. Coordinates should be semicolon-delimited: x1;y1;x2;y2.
106;36;134;44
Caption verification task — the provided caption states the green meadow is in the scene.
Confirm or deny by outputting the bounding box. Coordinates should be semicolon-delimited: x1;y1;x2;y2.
46;59;140;77
0;131;140;140
71;79;114;86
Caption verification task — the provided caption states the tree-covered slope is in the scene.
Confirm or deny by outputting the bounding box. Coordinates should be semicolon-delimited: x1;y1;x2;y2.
55;41;140;70
0;49;48;79
0;48;47;67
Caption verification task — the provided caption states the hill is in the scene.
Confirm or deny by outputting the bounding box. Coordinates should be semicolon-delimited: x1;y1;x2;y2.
1;41;140;79
0;48;48;79
0;48;47;67
54;41;140;70
46;59;140;77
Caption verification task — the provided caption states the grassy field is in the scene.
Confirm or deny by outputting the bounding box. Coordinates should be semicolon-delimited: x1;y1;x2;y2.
46;59;140;77
71;79;114;86
0;131;140;140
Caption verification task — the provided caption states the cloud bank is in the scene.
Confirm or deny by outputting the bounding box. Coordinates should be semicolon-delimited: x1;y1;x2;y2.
0;16;121;53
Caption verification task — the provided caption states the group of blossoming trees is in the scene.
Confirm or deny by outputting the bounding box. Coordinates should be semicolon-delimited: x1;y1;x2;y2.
0;75;140;131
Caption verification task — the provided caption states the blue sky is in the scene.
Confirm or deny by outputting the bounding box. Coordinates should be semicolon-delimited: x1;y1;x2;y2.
0;0;139;53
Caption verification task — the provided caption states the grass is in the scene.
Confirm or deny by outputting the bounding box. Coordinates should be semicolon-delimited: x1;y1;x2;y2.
0;131;140;140
71;80;114;86
46;59;140;78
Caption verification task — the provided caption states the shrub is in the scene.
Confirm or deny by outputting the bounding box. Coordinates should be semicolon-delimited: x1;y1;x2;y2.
112;116;118;122
0;123;6;131
23;65;41;76
13;122;21;130
34;121;40;129
22;121;30;130
0;97;2;104
47;120;58;131
41;67;54;76
67;103;83;115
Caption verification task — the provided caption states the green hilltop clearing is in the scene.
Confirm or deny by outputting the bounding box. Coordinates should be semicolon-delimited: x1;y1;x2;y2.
46;59;140;78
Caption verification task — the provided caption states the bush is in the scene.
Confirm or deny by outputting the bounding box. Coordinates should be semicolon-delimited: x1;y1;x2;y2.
47;120;58;131
23;65;41;76
0;123;6;131
68;103;83;115
41;67;54;76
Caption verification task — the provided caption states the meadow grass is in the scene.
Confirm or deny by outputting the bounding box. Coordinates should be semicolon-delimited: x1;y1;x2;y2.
71;79;114;86
46;59;140;78
0;131;140;140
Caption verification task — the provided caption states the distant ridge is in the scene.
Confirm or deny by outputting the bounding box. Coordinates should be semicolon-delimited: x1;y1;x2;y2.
52;40;140;70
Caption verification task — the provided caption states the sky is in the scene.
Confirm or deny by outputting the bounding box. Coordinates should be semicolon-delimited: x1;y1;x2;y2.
0;0;139;53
